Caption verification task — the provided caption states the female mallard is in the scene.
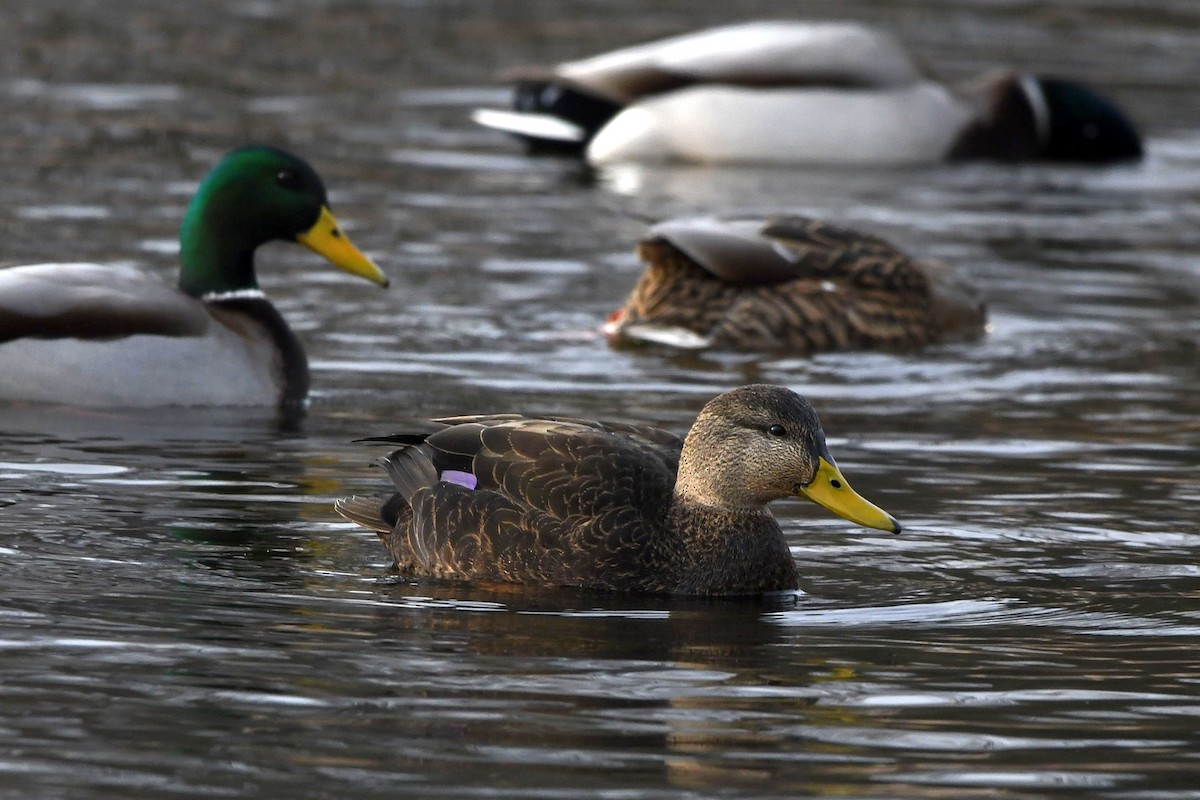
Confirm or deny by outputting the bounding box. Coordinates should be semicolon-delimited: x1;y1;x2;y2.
336;384;900;596
473;20;1142;166
0;146;388;408
604;214;986;352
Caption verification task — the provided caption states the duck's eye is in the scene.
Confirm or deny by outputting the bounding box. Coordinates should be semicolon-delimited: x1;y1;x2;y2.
767;424;787;437
275;169;303;190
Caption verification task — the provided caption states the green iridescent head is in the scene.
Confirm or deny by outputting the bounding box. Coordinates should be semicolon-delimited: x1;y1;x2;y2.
178;146;387;297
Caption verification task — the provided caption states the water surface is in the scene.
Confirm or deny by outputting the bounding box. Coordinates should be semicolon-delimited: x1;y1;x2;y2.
2;1;1199;797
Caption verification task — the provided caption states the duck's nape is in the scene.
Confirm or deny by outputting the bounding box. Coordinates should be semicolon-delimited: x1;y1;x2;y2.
178;146;387;297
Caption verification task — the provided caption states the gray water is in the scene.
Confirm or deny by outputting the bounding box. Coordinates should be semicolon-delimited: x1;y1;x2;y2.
2;1;1200;797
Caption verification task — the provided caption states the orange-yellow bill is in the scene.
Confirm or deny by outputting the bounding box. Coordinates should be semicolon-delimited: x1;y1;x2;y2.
297;206;388;287
796;457;901;533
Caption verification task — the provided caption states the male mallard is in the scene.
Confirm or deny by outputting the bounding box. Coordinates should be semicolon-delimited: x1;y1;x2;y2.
0;146;388;408
473;20;1143;166
604;214;986;352
336;384;900;596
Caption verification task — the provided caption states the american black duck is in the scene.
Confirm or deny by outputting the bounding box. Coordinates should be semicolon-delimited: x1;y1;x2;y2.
336;384;900;596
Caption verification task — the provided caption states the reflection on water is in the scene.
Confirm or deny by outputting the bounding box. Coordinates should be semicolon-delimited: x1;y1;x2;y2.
3;0;1200;797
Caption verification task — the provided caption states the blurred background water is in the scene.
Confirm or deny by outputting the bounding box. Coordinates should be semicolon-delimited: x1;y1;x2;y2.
1;0;1199;797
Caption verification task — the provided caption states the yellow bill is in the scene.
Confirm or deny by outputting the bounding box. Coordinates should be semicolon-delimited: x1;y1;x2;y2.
297;206;389;287
797;457;901;533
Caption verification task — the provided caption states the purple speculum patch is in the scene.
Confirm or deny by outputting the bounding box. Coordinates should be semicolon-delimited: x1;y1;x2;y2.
440;470;478;490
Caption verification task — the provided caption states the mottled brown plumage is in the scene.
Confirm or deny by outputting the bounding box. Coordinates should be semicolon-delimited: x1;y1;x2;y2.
336;384;900;596
604;215;986;352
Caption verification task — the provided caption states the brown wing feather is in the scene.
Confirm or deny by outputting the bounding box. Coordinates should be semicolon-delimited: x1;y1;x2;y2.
651;215;920;285
344;417;682;589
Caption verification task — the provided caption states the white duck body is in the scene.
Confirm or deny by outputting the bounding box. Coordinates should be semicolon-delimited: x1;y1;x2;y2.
0;263;294;407
587;82;975;166
570;21;970;165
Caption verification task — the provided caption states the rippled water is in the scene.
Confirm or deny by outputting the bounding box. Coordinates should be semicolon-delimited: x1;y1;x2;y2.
2;0;1200;797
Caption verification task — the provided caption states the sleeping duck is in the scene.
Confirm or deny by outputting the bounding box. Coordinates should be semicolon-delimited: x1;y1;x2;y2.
336;384;900;596
472;20;1143;166
604;214;986;352
0;146;388;408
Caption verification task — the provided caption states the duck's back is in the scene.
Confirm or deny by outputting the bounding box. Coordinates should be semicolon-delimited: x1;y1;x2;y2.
0;263;299;407
557;21;922;103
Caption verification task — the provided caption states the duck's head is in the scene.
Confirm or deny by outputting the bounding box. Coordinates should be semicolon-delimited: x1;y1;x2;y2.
178;146;388;297
1024;76;1143;163
676;384;900;533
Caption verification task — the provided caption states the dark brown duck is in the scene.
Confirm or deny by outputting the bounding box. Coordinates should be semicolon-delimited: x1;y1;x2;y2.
604;215;987;353
336;384;900;596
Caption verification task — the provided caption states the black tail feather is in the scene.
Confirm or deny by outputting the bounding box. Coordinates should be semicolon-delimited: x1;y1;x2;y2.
334;495;391;533
381;446;440;503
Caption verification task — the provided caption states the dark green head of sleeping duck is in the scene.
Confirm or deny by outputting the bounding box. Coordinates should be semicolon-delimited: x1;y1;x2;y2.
955;73;1144;164
1035;77;1143;163
178;145;389;297
676;384;900;533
